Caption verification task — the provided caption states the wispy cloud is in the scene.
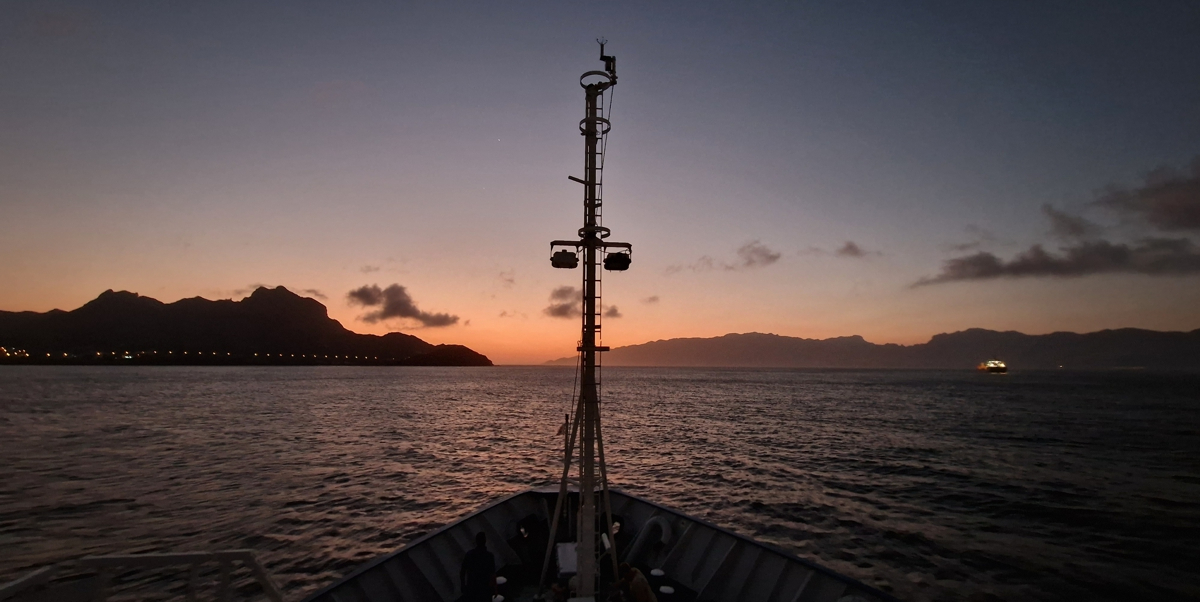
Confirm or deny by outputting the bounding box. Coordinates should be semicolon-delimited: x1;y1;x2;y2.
733;241;782;268
800;241;881;258
604;306;622;318
836;241;880;258
498;270;516;288
230;284;324;300
944;224;1000;253
1096;157;1200;231
360;265;381;273
641;295;660;304
232;283;270;298
666;241;782;274
1042;204;1100;240
347;284;459;327
913;238;1200;286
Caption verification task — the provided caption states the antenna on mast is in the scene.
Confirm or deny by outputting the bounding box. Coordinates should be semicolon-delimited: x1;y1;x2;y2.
598;37;616;76
540;42;630;599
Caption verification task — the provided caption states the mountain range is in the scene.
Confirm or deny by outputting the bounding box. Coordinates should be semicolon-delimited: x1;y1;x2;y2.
0;287;491;366
548;329;1200;370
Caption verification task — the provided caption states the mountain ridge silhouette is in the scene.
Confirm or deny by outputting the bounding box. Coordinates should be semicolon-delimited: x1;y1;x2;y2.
0;287;491;366
546;329;1200;369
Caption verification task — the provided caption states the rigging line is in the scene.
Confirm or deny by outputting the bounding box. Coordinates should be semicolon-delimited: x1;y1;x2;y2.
597;87;613;216
569;348;581;417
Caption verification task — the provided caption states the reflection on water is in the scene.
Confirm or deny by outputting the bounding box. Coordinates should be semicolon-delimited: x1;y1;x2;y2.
1;366;1197;601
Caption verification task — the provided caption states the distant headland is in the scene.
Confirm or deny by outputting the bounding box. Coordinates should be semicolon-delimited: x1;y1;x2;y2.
547;329;1200;370
0;287;492;366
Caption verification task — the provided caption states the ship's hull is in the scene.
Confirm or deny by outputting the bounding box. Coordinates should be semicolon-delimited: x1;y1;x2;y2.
301;487;899;602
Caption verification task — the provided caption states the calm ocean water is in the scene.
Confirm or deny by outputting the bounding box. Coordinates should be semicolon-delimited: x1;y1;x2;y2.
1;366;1197;601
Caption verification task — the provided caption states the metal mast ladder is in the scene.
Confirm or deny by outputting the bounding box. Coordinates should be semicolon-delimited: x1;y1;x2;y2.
542;40;632;600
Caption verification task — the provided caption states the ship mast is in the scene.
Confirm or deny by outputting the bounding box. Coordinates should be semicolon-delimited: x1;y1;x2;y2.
542;40;631;599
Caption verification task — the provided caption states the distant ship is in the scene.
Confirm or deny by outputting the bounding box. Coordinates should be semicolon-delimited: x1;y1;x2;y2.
977;359;1007;373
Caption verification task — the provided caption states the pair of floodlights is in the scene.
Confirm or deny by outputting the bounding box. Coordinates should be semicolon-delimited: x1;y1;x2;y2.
550;248;631;271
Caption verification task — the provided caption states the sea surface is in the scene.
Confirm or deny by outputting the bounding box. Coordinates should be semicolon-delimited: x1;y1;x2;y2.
1;366;1197;602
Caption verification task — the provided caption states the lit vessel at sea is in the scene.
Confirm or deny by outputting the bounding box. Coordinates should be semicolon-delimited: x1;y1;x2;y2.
977;360;1007;373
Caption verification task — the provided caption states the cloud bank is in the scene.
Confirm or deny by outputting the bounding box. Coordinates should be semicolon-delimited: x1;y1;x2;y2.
347;284;459;327
1097;157;1200;231
921;159;1200;286
913;238;1200;286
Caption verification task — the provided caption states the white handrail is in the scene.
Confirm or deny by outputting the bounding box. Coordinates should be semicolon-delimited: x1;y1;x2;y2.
0;567;55;600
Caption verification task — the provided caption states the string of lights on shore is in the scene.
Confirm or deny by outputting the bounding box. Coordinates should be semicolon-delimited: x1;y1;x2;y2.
1;347;394;361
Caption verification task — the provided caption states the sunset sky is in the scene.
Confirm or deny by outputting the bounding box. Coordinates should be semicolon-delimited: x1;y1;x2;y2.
3;2;1199;364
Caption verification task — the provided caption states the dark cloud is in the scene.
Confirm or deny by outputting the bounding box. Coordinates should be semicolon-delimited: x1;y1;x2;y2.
642;295;660;304
733;241;782;268
498;270;516;287
604;306;622;318
913;238;1200;286
799;241;879;258
300;288;327;300
549;286;579;302
347;285;382;305
346;284;459;327
1097;157;1200;231
944;224;999;253
666;241;781;273
544;286;582;318
1042;204;1099;239
834;241;880;258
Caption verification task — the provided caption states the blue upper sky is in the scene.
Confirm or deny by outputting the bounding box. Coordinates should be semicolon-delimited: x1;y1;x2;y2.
3;1;1198;362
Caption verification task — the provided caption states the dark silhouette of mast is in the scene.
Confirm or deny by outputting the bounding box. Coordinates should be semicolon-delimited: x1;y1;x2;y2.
542;40;631;599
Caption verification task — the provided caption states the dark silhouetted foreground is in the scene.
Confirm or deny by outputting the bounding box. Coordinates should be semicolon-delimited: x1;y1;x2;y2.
549;329;1200;370
0;286;491;366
